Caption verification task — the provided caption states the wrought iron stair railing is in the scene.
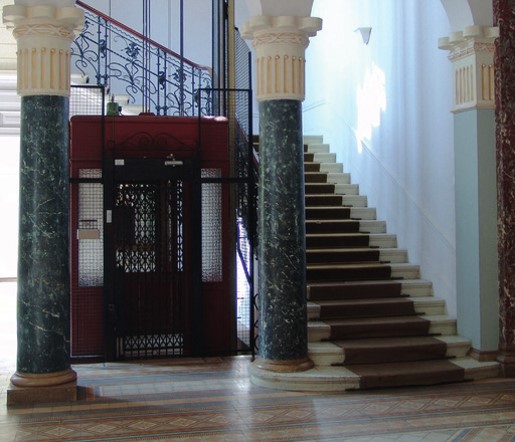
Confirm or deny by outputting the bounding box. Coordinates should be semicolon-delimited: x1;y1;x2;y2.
72;1;212;116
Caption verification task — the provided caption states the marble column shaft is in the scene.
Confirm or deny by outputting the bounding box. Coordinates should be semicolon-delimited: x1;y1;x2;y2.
16;95;71;375
258;100;308;362
494;0;515;374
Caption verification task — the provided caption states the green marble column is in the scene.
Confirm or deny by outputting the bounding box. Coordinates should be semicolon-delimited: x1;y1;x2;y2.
16;96;71;374
257;100;311;368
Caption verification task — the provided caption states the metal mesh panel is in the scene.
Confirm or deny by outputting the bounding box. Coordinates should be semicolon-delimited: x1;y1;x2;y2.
234;30;251;91
78;169;104;287
198;88;256;354
70;85;105;117
201;169;223;282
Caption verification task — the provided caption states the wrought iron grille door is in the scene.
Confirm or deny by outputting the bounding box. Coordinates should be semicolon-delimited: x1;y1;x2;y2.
105;159;201;360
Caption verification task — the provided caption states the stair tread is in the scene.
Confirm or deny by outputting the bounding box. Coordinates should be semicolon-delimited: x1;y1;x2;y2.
321;315;428;326
307;263;390;269
312;298;416;308
348;359;465;389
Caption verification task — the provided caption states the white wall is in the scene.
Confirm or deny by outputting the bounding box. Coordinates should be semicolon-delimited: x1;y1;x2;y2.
304;0;457;313
0;135;19;278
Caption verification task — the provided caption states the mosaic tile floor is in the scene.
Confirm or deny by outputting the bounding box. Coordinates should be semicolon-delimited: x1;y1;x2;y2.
2;282;515;441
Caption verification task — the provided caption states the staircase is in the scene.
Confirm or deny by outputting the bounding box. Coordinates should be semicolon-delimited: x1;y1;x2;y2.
250;135;499;391
0;71;19;135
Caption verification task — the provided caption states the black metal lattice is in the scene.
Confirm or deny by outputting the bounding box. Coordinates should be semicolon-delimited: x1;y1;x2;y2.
114;180;186;358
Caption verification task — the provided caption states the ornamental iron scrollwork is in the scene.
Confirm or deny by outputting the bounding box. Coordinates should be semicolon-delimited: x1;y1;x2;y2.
71;7;212;116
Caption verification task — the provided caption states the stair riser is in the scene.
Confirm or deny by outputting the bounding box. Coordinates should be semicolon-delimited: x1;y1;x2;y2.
308;342;471;366
305;222;361;234
308;282;403;301
306;236;370;248
306;250;379;264
307;266;392;283
306;144;330;154
305;208;352;220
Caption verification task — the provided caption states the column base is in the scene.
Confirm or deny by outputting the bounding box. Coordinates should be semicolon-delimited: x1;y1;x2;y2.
7;369;78;405
497;348;515;377
253;357;314;373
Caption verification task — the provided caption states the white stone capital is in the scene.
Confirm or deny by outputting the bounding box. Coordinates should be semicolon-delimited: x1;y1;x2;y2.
242;15;322;101
2;2;84;96
439;25;498;112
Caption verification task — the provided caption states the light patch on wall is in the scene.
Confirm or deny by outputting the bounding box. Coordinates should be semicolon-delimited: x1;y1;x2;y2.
356;63;386;153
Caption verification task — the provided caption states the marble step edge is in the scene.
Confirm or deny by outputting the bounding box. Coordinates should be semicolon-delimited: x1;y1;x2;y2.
303;135;324;144
306;247;407;263
304;161;343;173
0;111;20;127
248;357;499;392
308;315;458;342
306;232;397;248
0;127;20;135
305;194;368;207
306;263;420;279
307;296;446;320
305;183;359;196
306;206;377;221
307;279;434;298
312;152;336;163
305;220;386;235
305;172;351;184
305;143;330;153
308;335;472;366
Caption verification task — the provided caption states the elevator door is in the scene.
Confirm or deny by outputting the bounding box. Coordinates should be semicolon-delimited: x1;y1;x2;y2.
105;158;201;360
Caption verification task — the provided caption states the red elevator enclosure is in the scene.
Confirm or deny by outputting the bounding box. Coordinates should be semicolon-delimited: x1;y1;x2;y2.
69;115;234;360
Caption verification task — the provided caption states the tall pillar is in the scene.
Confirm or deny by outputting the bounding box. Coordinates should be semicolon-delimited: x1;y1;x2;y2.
439;26;499;360
2;1;83;404
494;0;515;376
242;15;321;373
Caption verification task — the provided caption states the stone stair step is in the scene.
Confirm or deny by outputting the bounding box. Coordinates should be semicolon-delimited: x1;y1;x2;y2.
306;247;380;263
308;335;472;367
359;220;387;234
348;359;466;389
303;135;323;144
305;172;329;183
314;152;337;163
306;143;330;154
305;220;361;234
327;172;351;184
306;233;371;248
305;194;367;207
310;315;431;341
333;336;453;365
308;280;404;301
306;206;352;220
308;296;446;320
320;163;343;173
308;297;417;320
248;358;499;392
350;207;377;220
306;262;393;283
390;263;421;279
0;111;20;127
308;315;457;342
369;233;397;248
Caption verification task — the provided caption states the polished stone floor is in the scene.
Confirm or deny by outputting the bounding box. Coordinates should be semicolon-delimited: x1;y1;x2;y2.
1;281;515;441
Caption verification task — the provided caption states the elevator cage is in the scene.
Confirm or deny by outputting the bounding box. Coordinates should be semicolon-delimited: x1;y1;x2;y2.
69;115;239;361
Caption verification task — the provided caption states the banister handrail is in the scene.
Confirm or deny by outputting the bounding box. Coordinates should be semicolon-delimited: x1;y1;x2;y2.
76;0;210;73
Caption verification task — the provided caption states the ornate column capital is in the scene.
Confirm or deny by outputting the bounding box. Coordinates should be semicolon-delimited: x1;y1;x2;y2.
439;25;499;112
2;3;84;96
242;15;322;101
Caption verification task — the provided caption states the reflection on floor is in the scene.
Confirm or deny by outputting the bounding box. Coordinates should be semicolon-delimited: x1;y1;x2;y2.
1;282;515;441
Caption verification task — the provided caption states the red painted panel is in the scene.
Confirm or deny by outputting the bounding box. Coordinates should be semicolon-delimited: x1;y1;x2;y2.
69;115;232;358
